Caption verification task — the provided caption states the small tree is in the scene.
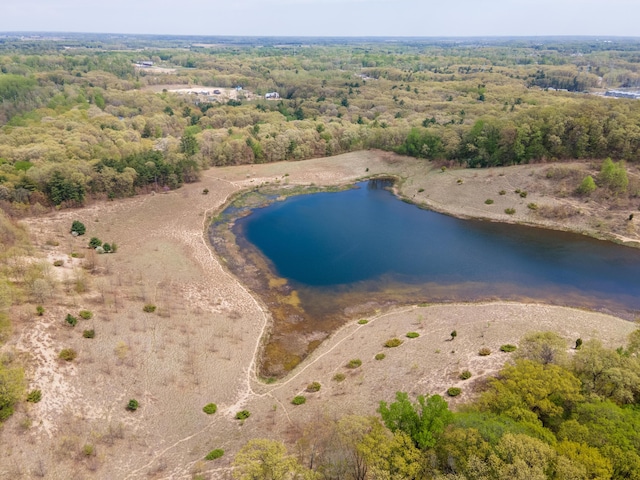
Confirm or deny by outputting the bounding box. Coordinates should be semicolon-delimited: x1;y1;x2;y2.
70;221;85;236
102;243;112;253
126;399;139;411
450;330;457;341
575;338;583;350
576;175;597;195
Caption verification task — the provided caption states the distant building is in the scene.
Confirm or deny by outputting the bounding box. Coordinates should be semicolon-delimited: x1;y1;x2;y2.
265;92;280;99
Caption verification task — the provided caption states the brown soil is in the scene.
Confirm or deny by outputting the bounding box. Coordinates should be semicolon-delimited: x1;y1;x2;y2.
1;151;638;479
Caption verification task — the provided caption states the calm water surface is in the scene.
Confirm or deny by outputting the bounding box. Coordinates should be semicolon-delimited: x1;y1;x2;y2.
237;180;640;317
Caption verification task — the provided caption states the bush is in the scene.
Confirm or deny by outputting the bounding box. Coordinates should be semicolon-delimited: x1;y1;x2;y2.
499;344;517;352
384;338;403;348
79;310;93;320
575;338;583;350
346;359;362;369
499;190;506;195
205;449;224;461
26;389;42;403
202;189;209;195
102;243;112;253
126;399;139;411
143;304;156;313
447;387;462;397
504;208;516;215
65;314;78;327
82;329;95;339
291;395;306;405
71;221;85;236
59;348;77;361
459;370;472;380
88;237;102;249
527;203;538;210
484;199;494;205
110;243;118;253
450;330;457;340
375;353;386;360
479;347;492;356
306;382;321;392
235;410;250;420
576;175;597;195
519;191;528;198
333;373;346;382
53;259;64;267
406;332;420;338
36;305;44;316
357;319;369;325
202;403;217;414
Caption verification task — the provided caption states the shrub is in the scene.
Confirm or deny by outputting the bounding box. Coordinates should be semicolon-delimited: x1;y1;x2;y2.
375;353;386;360
88;237;102;249
479;347;492;356
333;373;346;382
306;382;321;392
83;444;95;456
519;191;528;198
484;199;494;205
418;188;425;193
346;359;362;369
26;389;42;403
406;332;420;338
576;175;597;195
53;260;64;267
235;410;250;420
527;203;538;210
202;189;209;195
357;319;368;325
65;314;78;327
384;338;403;348
291;395;306;405
205;449;224;461
450;330;457;341
102;243;112;253
499;344;517;352
202;403;217;414
59;348;77;361
36;306;44;316
499;190;506;195
447;387;462;397
575;338;583;350
79;310;93;320
82;329;95;339
71;221;85;236
110;243;118;253
143;304;156;313
504;208;516;215
459;370;472;380
126;399;139;411
456;179;463;184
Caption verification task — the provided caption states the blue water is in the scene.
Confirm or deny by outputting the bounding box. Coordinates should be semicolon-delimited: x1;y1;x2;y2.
236;181;640;315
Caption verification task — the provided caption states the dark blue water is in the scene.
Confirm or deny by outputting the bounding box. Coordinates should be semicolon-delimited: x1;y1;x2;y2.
236;181;640;315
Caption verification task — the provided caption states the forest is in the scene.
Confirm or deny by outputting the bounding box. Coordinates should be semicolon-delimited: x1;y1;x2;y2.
1;35;640;214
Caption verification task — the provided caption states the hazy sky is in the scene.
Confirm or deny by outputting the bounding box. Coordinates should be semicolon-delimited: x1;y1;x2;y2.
2;0;639;37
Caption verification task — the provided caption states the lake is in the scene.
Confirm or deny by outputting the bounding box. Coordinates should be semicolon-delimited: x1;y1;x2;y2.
214;179;640;376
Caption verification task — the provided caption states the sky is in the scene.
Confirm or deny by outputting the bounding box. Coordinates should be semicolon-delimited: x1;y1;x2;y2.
1;0;639;38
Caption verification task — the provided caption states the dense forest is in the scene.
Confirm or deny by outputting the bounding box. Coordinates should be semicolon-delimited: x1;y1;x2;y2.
1;35;640;214
230;331;640;480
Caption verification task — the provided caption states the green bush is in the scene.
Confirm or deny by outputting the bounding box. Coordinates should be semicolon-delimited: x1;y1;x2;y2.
65;314;78;327
71;221;85;236
102;243;112;253
346;359;362;369
306;382;321;392
576;175;597;195
26;389;42;403
575;338;583;350
202;189;209;195
504;208;516;215
53;259;64;267
79;310;93;320
333;373;346;382
406;332;420;338
527;203;538;210
499;344;517;352
479;347;492;356
205;449;224;461
82;329;95;339
357;319;369;325
519;191;528;198
202;403;217;415
235;410;250;420
36;306;44;316
447;387;462;397
143;304;156;313
499;190;506;195
375;353;386;360
292;395;306;405
88;237;102;249
385;338;403;348
459;370;472;380
126;399;139;411
59;348;77;361
484;199;494;205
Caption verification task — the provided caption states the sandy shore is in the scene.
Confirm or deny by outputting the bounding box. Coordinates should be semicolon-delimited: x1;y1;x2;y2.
2;151;638;479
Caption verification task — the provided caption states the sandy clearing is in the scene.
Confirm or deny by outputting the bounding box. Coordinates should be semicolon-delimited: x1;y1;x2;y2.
1;151;638;479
